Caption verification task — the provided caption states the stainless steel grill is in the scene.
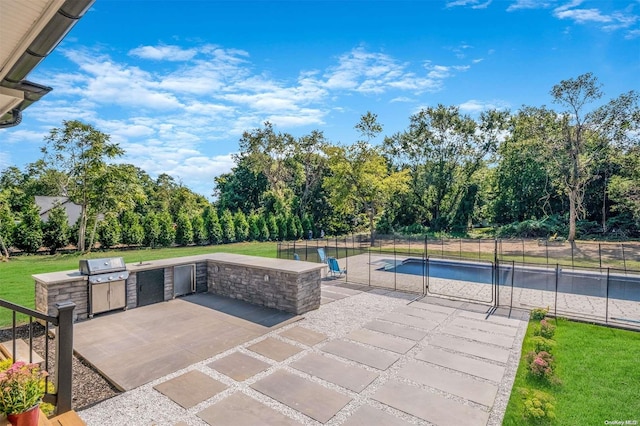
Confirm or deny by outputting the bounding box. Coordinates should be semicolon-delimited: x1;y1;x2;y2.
79;257;129;317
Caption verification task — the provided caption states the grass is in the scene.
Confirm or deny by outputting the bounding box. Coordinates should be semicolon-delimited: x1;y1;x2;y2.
503;318;640;425
0;242;277;326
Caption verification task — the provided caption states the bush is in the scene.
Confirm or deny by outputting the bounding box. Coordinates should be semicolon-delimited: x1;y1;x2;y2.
530;307;548;321
534;319;556;339
518;387;556;422
531;336;556;353
525;351;556;382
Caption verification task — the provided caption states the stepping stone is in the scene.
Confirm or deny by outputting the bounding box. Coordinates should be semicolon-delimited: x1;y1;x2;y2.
398;361;498;407
441;324;515;348
415;347;505;382
347;328;416;354
321;340;400;370
395;305;450;320
208;352;270;381
458;310;522;327
198;392;300;426
154;370;227;409
378;312;439;330
373;380;489;426
430;334;511;364
251;370;351;423
363;320;428;341
248;338;303;362
407;302;457;315
342;405;408;426
280;326;327;346
291;353;378;392
450;317;518;337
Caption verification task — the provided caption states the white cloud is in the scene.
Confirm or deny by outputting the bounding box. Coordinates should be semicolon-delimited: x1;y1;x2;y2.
507;0;557;12
129;45;198;61
446;0;492;8
459;99;510;113
552;1;639;34
390;97;414;103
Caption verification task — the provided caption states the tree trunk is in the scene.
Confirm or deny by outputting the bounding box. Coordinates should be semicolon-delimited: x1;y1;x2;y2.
568;188;577;242
0;233;9;259
602;175;608;233
87;215;99;253
368;206;376;247
78;204;88;252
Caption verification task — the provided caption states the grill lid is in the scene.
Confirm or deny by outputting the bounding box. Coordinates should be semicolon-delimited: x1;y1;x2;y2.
79;257;126;275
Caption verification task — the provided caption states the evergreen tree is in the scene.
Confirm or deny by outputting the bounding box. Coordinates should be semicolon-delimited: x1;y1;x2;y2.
234;210;249;242
13;201;43;253
143;211;161;248
157;210;176;247
247;214;260;241
276;214;287;241
0;197;15;257
286;215;297;240
191;215;206;245
294;215;304;239
302;215;313;239
204;207;223;244
121;211;144;246
257;215;270;241
220;209;236;243
175;211;194;246
42;204;69;254
267;214;278;241
98;214;121;249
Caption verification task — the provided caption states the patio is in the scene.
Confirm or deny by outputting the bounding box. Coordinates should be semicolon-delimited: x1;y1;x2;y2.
77;282;529;425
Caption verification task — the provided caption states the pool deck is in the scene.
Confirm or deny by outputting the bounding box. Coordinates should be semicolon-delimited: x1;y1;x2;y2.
78;282;529;425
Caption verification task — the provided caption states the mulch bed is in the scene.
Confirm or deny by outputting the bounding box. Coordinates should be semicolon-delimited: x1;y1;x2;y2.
0;323;120;411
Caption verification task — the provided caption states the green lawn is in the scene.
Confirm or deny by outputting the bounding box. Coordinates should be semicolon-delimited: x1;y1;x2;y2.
0;242;277;326
504;318;640;425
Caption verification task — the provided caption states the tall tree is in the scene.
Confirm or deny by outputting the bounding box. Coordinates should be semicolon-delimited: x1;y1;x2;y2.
42;204;70;254
41;120;123;252
324;112;410;245
12;200;43;253
550;73;639;241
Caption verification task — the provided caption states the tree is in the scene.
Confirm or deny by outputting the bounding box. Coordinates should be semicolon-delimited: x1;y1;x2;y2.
191;215;206;245
247;214;260;241
41;120;123;252
214;158;268;214
0;191;14;258
13;201;43;253
98;214;121;249
550;73;639;241
324;112;410;245
121;211;144;246
257;215;270;241
42;204;70;254
175;212;194;246
157;210;176;247
143;211;161;248
220;209;236;243
233;210;249;242
203;206;223;244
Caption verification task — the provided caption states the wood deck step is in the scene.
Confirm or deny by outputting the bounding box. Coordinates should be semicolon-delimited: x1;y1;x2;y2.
0;339;44;364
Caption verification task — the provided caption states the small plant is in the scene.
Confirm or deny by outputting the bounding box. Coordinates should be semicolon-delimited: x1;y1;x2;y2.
530;307;549;321
531;336;556;353
525;351;556;382
518;387;557;422
534;318;557;339
0;361;48;415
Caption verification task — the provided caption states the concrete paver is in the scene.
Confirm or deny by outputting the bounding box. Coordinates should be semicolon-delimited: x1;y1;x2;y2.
449;316;519;337
429;334;511;363
280;326;327;346
378;312;439;330
153;370;227;409
398;360;498;407
416;346;505;382
394;305;450;321
207;352;271;381
248;337;304;362
321;340;400;370
346;328;416;354
373;380;490;426
197;392;301;426
251;370;352;423
341;405;411;426
291;353;378;393
363;320;428;341
457;310;522;327
441;323;516;348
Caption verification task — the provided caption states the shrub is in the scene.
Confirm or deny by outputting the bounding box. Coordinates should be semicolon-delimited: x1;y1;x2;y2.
534;318;556;339
518;387;556;422
530;307;549;321
531;336;556;353
525;351;558;383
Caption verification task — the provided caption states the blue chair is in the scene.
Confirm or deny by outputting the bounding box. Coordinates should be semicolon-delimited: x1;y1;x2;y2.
293;253;300;261
317;247;327;264
327;257;346;277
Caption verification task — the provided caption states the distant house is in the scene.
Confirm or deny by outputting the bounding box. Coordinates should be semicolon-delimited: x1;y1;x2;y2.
35;196;81;226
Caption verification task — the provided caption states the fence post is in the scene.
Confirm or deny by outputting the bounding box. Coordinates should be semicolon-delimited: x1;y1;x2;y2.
554;264;559;318
605;267;610;324
621;244;627;273
55;300;75;415
510;260;515;311
598;243;602;269
522;239;525;264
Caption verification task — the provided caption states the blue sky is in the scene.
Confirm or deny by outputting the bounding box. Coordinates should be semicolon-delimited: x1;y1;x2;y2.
1;0;639;198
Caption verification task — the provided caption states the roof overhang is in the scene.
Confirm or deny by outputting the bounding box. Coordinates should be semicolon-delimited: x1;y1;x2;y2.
0;0;95;128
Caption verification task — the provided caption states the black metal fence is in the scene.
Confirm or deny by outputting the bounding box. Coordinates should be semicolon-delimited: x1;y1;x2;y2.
278;235;640;330
0;299;75;414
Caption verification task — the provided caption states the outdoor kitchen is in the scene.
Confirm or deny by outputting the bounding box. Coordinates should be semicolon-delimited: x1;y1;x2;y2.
33;253;326;322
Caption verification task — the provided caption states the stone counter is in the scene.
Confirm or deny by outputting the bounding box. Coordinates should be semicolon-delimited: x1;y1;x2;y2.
34;253;326;321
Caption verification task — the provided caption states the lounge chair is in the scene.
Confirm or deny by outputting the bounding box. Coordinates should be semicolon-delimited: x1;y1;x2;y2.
327;257;346;277
293;253;300;261
317;247;327;264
